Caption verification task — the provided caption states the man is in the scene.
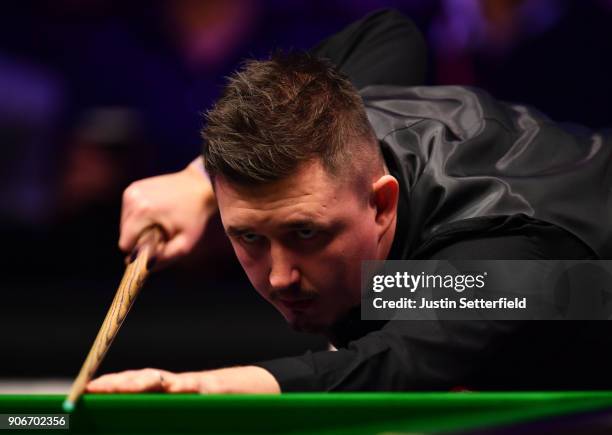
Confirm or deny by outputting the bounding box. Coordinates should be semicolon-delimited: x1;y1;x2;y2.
87;10;612;394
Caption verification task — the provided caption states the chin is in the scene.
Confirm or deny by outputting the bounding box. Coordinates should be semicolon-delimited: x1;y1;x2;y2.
285;312;332;334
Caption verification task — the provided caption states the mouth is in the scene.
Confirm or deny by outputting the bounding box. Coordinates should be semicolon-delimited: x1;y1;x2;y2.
278;297;316;310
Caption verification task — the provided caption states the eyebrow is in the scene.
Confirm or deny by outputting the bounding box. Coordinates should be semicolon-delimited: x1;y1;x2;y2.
226;219;326;236
225;226;248;237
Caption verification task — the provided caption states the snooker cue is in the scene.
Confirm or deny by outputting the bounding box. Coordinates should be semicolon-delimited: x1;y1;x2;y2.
63;225;165;412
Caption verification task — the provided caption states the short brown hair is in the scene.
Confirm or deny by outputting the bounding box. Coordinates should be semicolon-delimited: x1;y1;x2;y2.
201;51;380;185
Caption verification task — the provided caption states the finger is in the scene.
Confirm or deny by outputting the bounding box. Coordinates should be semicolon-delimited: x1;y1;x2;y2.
122;226;176;270
158;234;192;265
123;369;166;393
119;185;157;253
119;184;142;246
164;372;205;393
86;369;164;393
119;202;135;233
118;216;153;253
87;373;128;393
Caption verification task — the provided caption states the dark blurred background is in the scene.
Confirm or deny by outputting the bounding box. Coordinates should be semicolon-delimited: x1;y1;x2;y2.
1;0;611;382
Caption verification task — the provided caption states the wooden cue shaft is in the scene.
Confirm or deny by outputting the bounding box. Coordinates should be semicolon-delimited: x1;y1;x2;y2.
65;225;164;408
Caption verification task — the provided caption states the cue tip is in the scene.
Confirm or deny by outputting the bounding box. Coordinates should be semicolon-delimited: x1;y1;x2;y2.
62;399;75;413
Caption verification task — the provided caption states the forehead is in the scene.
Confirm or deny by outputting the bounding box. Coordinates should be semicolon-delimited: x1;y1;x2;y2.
215;161;358;228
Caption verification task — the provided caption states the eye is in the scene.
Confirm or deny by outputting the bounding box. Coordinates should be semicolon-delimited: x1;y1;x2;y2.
240;232;263;244
296;228;318;240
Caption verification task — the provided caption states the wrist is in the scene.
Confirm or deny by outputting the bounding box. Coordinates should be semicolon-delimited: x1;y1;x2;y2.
202;366;281;394
186;156;217;212
187;156;209;181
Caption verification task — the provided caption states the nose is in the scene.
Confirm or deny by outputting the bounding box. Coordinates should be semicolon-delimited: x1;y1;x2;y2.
268;243;300;290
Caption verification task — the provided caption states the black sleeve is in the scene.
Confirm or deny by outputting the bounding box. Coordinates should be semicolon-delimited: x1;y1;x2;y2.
254;227;594;391
310;9;428;90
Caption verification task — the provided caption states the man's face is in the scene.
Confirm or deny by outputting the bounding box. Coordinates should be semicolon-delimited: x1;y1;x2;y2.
215;160;384;333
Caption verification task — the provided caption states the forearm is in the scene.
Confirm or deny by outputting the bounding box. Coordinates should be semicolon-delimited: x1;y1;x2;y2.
254;318;524;392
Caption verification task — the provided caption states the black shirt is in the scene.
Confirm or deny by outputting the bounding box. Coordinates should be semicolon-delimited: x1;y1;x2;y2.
255;9;612;391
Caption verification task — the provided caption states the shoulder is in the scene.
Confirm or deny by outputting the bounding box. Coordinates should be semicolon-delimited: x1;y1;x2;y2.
312;9;427;89
422;223;595;261
362;85;518;142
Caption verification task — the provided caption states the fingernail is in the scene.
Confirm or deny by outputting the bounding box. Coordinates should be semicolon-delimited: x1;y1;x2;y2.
147;256;157;270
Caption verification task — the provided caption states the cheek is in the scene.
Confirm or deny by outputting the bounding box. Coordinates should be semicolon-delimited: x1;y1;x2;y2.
231;242;269;291
338;219;379;258
354;219;380;252
302;231;372;286
327;222;379;286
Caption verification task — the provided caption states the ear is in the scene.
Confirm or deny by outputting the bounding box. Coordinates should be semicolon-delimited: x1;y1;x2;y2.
370;175;399;238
